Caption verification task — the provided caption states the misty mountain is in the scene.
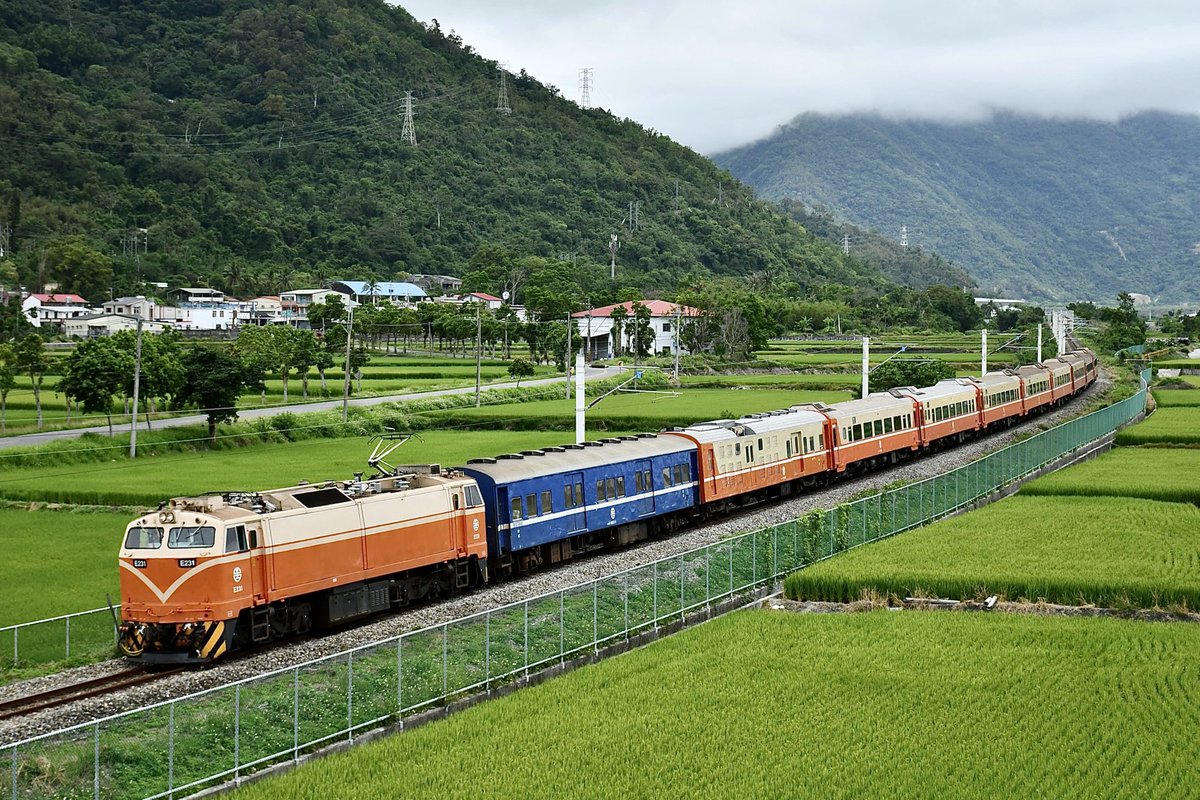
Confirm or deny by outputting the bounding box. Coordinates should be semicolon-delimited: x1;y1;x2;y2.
714;111;1200;302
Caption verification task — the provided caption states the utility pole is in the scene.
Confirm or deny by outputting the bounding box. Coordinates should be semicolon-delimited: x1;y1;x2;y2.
342;304;354;422
575;350;586;444
129;316;143;458
672;305;682;382
981;327;988;377
861;336;870;399
496;65;512;114
565;311;573;399
578;68;593;109
1037;323;1043;363
401;91;417;146
474;305;482;408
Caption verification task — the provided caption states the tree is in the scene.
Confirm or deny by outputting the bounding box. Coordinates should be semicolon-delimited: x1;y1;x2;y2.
177;346;257;442
41;238;115;301
0;343;15;433
291;329;319;399
507;358;535;387
629;302;654;360
234;326;276;405
869;359;956;394
610;304;628;358
14;333;46;429
58;337;129;435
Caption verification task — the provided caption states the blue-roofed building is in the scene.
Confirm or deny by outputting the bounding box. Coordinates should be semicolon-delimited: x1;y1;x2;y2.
330;280;428;305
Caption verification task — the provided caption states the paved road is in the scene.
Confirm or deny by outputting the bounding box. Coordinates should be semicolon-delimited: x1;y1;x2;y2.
0;366;625;451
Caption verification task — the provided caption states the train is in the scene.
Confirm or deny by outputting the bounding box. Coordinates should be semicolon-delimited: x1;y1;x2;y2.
117;349;1097;662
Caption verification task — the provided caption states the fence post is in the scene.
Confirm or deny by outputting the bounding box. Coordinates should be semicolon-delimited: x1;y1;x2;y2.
168;702;175;799
652;560;658;628
234;684;241;782
292;666;300;763
65;616;71;660
559;590;565;663
12;627;16;667
728;543;734;597
623;571;629;639
679;553;685;620
523;602;529;679
397;637;404;716
441;624;448;703
593;581;599;653
13;744;20;800
93;723;100;800
347;650;354;741
484;613;490;692
705;545;711;609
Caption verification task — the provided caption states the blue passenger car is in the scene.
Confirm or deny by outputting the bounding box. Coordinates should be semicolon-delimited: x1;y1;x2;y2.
460;434;699;569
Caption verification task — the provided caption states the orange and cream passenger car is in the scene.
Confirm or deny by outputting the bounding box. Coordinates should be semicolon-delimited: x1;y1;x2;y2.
796;393;919;473
894;380;980;447
119;468;487;662
1010;365;1054;414
667;407;830;506
962;373;1024;428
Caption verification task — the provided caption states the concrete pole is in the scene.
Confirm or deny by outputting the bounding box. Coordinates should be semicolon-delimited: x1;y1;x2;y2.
129;316;143;458
981;327;988;376
565;312;572;400
342;304;353;422
574;351;586;444
861;336;869;398
1037;323;1043;363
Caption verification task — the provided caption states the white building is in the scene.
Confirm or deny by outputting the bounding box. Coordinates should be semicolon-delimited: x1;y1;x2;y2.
64;313;172;338
22;293;94;329
102;296;157;319
330;280;427;305
572;300;699;360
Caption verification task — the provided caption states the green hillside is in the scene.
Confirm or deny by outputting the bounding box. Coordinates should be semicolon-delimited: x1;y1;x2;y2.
714;111;1200;303
0;0;966;302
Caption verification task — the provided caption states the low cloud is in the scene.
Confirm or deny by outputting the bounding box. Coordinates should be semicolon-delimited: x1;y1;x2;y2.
397;0;1200;153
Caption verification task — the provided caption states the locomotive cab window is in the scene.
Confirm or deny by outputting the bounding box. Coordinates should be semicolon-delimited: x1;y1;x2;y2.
124;526;163;550
465;485;484;507
168;526;215;549
224;525;248;554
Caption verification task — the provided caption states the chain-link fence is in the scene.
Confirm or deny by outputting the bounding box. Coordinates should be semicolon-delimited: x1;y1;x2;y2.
1;370;1147;799
1;608;118;674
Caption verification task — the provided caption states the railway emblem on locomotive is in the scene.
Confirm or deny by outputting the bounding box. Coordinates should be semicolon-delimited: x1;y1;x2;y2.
472;518;479;531
233;566;242;584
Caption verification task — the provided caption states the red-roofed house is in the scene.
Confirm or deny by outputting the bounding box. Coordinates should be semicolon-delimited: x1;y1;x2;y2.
457;292;505;311
22;293;94;329
571;300;700;359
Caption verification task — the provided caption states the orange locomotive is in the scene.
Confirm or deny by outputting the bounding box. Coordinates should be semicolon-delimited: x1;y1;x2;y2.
118;466;486;662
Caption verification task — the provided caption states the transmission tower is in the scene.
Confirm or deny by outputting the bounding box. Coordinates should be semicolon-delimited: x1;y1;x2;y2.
496;65;511;114
900;225;909;249
401;91;417;146
842;234;851;255
578;68;593;109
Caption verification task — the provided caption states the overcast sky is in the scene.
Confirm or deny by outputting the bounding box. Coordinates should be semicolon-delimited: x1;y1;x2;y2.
396;1;1200;154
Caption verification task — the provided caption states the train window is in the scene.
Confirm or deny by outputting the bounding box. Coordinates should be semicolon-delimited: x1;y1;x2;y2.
249;529;259;549
852;424;862;441
663;467;672;487
642;470;651;491
786;439;793;457
452;493;461;510
511;497;523;521
465;485;484;507
682;463;691;482
575;483;583;506
224;526;248;554
526;493;538;517
734;442;741;455
616;476;626;497
565;485;574;508
541;490;553;513
596;480;606;501
818;432;825;448
874;420;883;436
884;417;893;434
606;478;617;500
635;471;643;493
168;526;215;549
757;438;763;452
673;464;684;484
123;527;163;550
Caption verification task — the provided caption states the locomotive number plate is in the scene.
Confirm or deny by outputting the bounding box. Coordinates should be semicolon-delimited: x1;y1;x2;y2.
133;559;148;569
178;558;197;568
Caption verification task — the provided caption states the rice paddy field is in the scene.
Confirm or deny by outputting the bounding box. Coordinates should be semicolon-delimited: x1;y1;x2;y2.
1150;388;1200;406
0;429;620;507
233;610;1200;800
1020;448;1200;505
1115;407;1200;445
782;495;1200;609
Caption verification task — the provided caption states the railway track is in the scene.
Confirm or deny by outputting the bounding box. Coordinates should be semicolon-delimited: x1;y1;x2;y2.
0;667;185;721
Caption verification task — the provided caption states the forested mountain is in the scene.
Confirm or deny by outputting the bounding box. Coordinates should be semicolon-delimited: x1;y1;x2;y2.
0;0;964;304
714;111;1200;303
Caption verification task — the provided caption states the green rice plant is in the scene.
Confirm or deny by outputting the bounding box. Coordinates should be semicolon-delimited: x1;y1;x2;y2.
1021;448;1200;504
231;611;1200;800
1115;408;1200;445
1151;388;1200;407
783;495;1200;609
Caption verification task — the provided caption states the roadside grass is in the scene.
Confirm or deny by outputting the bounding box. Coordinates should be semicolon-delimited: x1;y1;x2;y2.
783;495;1200;609
1021;448;1200;505
232;611;1200;800
1151;388;1200;407
0;429;626;507
1115;407;1200;445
